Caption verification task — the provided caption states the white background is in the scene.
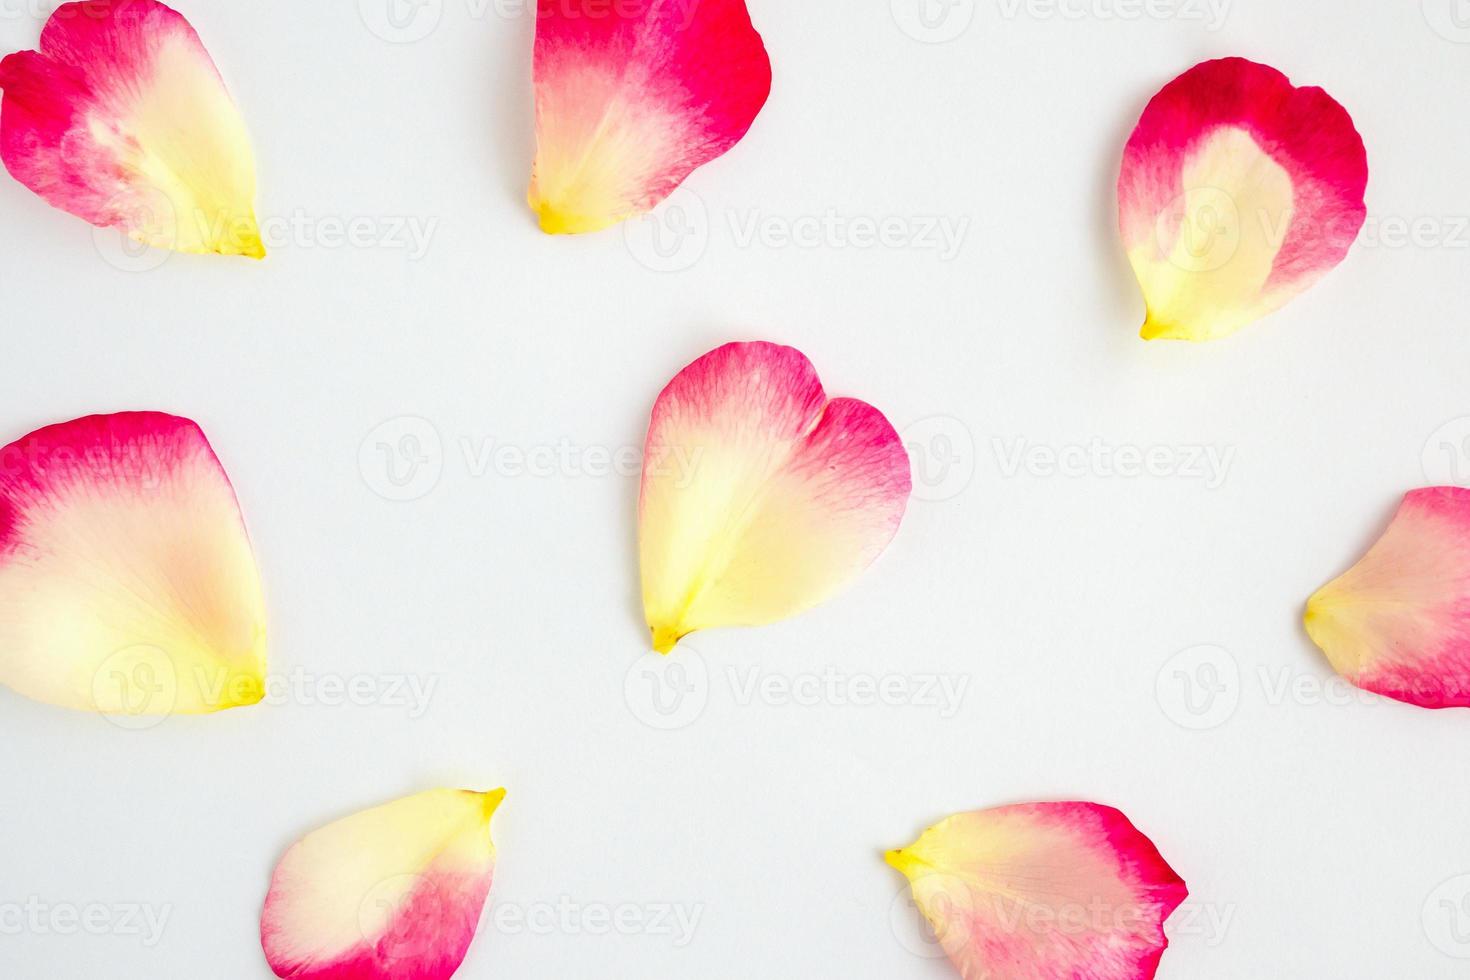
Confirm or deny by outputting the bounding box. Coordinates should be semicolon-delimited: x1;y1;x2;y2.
2;0;1470;977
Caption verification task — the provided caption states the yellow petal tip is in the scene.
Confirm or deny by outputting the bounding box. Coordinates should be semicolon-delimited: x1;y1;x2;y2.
528;183;625;236
224;680;266;710
227;219;266;259
534;202;619;236
479;787;507;818
885;848;919;877
650;624;685;655
534;205;578;236
1302;590;1334;651
1140;313;1180;341
199;663;267;712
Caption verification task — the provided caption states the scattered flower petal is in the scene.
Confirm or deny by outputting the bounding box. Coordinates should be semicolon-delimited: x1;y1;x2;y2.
527;0;772;234
1306;487;1470;709
261;788;505;980
639;341;911;653
1118;57;1366;341
887;802;1188;980
0;412;267;715
0;0;264;257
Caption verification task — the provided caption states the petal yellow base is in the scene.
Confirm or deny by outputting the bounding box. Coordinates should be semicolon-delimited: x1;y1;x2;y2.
1304;584;1382;680
884;848;926;877
480;786;508;817
529;191;627;236
1140;312;1194;342
650;624;688;655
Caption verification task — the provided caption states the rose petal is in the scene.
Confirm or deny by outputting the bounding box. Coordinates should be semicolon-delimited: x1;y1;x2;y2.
527;0;771;235
0;0;263;257
1118;57;1366;341
639;342;910;653
887;802;1188;980
261;788;505;980
1306;487;1470;709
0;412;267;715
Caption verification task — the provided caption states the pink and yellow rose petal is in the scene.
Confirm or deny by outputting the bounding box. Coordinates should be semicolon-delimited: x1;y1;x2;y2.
1119;57;1367;341
528;0;771;234
0;0;263;257
888;802;1188;980
639;342;912;653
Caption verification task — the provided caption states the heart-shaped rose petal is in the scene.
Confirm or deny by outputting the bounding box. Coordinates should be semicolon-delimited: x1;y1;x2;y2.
639;342;911;653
